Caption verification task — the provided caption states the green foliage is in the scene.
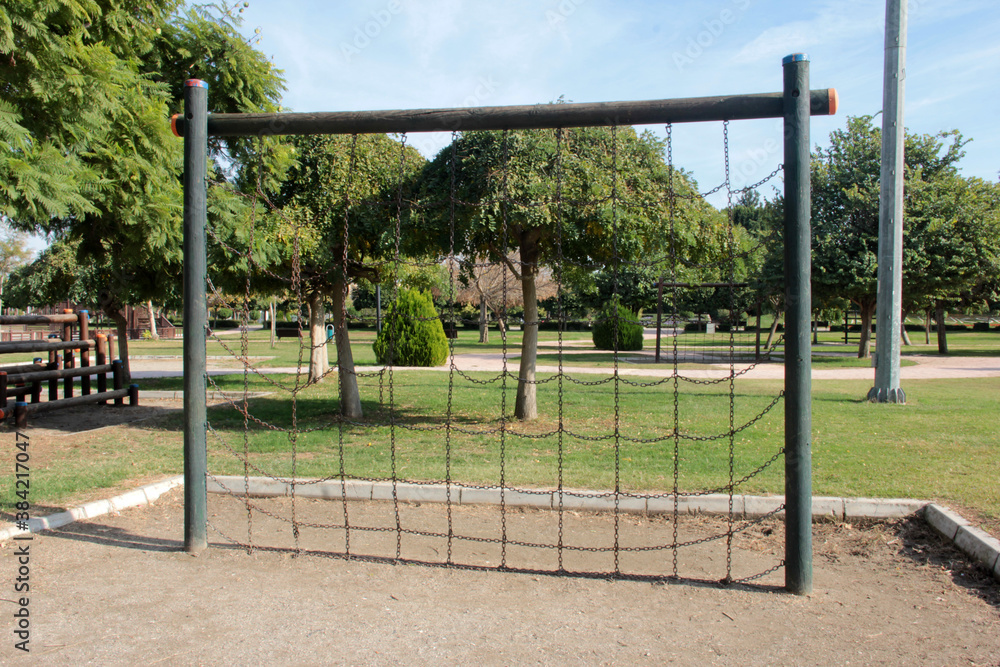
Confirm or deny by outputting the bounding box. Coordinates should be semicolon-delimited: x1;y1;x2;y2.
4;239;95;308
373;289;448;367
592;299;643;351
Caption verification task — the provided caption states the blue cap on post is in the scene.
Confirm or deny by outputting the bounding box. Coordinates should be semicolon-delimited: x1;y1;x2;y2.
185;79;209;89
782;53;809;65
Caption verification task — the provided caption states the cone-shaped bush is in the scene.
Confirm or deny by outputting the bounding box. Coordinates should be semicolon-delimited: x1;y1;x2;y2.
592;298;643;351
373;289;449;366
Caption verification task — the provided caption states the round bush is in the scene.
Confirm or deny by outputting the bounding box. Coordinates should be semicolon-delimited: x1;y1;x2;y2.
592;300;643;351
373;289;449;366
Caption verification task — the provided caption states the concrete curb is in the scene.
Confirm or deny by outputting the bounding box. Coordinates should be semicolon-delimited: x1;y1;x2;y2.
141;391;271;400
4;475;997;582
207;476;932;520
0;476;183;542
208;476;999;581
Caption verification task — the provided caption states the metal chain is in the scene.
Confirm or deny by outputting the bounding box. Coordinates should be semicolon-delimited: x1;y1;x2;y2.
555;127;566;572
667;123;680;580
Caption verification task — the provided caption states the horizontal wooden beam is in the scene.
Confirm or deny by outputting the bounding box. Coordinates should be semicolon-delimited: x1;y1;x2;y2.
22;388;130;415
0;339;95;354
172;89;839;138
5;363;114;384
0;314;80;324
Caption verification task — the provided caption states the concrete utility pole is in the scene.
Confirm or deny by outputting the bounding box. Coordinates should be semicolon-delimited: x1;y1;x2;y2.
869;0;907;404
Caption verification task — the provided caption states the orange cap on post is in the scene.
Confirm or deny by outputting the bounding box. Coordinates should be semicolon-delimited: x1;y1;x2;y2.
828;88;840;115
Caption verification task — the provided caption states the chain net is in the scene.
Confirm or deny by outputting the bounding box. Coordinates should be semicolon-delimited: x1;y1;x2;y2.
200;120;788;586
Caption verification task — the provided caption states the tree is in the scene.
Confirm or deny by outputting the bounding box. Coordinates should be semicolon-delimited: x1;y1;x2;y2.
903;174;1000;353
5;238;96;309
0;225;33;323
811;115;968;358
274;133;424;417
450;254;558;343
0;1;287;374
419;126;717;420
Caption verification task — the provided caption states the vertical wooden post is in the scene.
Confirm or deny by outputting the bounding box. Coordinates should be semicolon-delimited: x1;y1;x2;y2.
14;401;27;429
30;360;41;404
128;384;139;406
79;310;92;396
782;53;814;595
63;309;75;398
96;334;109;404
47;362;59;402
48;333;60;369
755;302;762;362
181;78;210;554
112;359;124;406
0;371;7;410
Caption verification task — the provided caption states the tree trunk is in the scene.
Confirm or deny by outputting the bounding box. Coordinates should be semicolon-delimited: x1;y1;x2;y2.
764;309;782;351
147;300;159;340
269;298;277;348
856;300;876;359
514;238;539;421
934;301;949;355
332;278;362;419
900;308;912;346
478;295;489;344
924;309;931;345
307;292;328;383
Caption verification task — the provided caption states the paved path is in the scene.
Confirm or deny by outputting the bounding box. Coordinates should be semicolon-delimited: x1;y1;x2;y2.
128;351;1000;381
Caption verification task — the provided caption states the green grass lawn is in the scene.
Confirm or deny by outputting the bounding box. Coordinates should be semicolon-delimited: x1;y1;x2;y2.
5;369;997;534
1;326;997;534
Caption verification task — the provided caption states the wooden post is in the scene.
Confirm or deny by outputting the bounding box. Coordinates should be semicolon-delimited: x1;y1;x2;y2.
783;53;814;595
112;359;124;406
755;302;762;362
0;371;7;409
30;360;41;404
128;384;139;406
181;78;210;554
48;333;61;369
62;309;74;398
79;310;91;396
96;334;109;404
14;401;26;429
47;362;59;401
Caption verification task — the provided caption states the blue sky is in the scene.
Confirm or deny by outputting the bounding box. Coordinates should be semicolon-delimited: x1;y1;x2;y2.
235;0;997;204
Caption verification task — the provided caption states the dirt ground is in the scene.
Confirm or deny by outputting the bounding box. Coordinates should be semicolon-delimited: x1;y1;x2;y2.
2;390;999;665
1;487;998;666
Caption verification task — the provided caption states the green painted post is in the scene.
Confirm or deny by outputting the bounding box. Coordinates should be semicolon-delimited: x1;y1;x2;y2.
182;79;209;554
782;53;813;595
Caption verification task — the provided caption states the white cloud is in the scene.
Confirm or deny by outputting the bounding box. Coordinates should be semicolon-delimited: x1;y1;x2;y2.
734;0;883;65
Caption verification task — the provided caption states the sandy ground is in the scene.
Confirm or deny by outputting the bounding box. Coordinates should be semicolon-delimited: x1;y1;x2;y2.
1;488;998;666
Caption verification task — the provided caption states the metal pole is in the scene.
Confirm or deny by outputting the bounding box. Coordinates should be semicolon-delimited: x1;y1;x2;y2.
782;53;814;595
182;79;209;554
869;0;907;404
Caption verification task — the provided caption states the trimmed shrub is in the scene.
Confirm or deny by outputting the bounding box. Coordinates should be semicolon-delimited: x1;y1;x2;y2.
592;300;643;351
373;289;449;366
